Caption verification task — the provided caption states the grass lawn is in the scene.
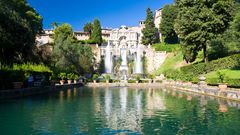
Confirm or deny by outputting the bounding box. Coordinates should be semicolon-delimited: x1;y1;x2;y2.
206;69;240;79
155;51;183;75
152;43;180;52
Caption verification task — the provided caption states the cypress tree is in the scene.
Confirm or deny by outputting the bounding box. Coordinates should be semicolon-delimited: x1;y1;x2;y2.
90;19;102;44
141;8;159;45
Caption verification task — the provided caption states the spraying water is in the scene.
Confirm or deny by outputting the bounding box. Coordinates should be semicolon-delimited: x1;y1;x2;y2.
104;45;113;73
119;48;128;80
134;47;143;74
121;49;127;67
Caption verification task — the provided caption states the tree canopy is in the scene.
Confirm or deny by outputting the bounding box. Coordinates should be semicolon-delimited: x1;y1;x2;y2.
175;0;235;63
0;0;42;64
142;8;159;45
209;6;240;60
53;24;94;74
90;19;102;44
159;4;178;44
83;22;93;36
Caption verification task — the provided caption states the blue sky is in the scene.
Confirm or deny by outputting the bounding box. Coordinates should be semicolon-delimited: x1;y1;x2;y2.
27;0;174;30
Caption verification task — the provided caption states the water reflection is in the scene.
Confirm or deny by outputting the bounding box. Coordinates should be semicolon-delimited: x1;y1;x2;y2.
0;87;240;135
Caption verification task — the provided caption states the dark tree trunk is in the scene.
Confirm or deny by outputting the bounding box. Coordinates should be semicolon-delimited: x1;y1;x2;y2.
203;45;208;63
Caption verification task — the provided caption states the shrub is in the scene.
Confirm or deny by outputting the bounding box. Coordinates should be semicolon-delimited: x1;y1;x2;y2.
73;74;79;80
67;73;74;80
147;74;156;79
181;54;240;74
128;80;136;83
0;63;52;90
164;54;240;85
58;73;66;80
207;78;240;88
92;74;99;80
104;74;111;81
135;75;141;81
217;71;227;83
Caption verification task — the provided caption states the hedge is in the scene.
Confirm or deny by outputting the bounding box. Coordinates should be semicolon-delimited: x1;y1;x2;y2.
181;54;240;74
207;78;240;88
164;54;240;86
0;63;52;90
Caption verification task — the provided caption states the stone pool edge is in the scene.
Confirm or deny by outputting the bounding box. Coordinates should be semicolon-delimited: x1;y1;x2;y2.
0;83;83;100
86;82;240;102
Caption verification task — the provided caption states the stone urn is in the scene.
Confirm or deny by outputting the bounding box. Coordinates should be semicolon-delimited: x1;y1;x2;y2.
149;79;152;84
153;79;156;83
67;80;72;85
74;80;77;84
187;82;193;86
93;80;97;83
218;104;228;113
106;80;109;83
60;80;65;85
218;84;227;90
187;95;192;101
136;81;139;84
198;75;207;87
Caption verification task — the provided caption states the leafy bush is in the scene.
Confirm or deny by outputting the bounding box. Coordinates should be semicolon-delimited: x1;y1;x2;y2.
58;73;66;80
217;71;227;83
128;80;136;83
135;75;141;81
104;74;111;81
164;54;240;86
73;74;79;80
147;74;156;79
67;73;74;80
207;78;240;88
181;54;240;77
92;74;99;80
1;63;52;73
0;63;52;90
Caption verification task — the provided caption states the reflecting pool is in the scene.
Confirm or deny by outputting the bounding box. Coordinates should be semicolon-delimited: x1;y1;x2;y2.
0;87;240;135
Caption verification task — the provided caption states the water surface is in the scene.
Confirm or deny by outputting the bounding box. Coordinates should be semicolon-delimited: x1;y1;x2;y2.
0;86;240;135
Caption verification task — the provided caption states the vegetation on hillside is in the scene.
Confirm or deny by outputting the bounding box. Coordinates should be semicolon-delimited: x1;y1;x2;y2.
152;43;180;52
157;0;240;87
155;52;183;75
175;0;235;63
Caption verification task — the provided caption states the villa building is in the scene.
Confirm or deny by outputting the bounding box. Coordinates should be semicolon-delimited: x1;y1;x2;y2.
36;8;165;74
36;8;162;46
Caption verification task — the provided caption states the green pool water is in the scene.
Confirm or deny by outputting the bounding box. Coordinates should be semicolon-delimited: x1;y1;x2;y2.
0;86;240;135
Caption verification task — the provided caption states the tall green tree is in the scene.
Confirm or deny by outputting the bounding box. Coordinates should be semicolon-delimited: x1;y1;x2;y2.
209;7;240;60
0;0;42;64
175;0;235;63
53;24;94;74
83;22;93;36
142;8;159;45
160;4;178;44
90;19;102;44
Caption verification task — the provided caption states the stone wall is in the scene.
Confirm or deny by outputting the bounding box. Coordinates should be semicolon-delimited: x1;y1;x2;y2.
145;47;167;73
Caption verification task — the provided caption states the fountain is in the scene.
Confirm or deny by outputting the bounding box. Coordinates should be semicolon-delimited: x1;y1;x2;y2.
102;26;144;79
119;48;128;81
134;47;143;74
104;44;113;74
